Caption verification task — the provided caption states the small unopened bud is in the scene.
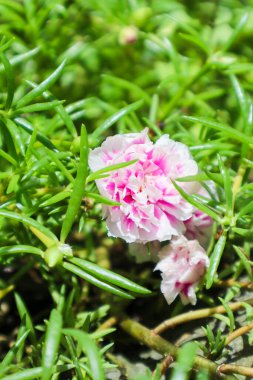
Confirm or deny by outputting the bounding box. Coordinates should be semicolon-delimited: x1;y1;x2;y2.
44;243;72;268
119;26;138;45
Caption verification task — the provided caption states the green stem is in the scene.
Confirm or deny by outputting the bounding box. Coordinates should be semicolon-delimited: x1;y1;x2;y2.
153;298;253;335
218;364;253;378
120;318;233;378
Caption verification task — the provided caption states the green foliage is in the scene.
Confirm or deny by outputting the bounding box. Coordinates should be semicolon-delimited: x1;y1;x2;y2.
1;0;253;378
206;232;227;289
197;327;226;361
41;309;62;380
60;124;88;242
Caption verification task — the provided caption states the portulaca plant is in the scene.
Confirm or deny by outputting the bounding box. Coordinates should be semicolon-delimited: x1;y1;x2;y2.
89;128;212;305
1;1;253;380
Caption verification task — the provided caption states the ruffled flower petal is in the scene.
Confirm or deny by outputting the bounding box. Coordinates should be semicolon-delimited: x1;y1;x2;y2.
155;236;209;305
88;129;202;243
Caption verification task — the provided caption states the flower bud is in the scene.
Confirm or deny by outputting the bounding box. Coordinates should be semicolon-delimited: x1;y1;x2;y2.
119;26;138;45
44;243;72;268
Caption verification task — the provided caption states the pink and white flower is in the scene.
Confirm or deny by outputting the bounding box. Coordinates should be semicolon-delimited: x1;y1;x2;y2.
184;210;213;248
89;129;200;243
155;236;209;305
